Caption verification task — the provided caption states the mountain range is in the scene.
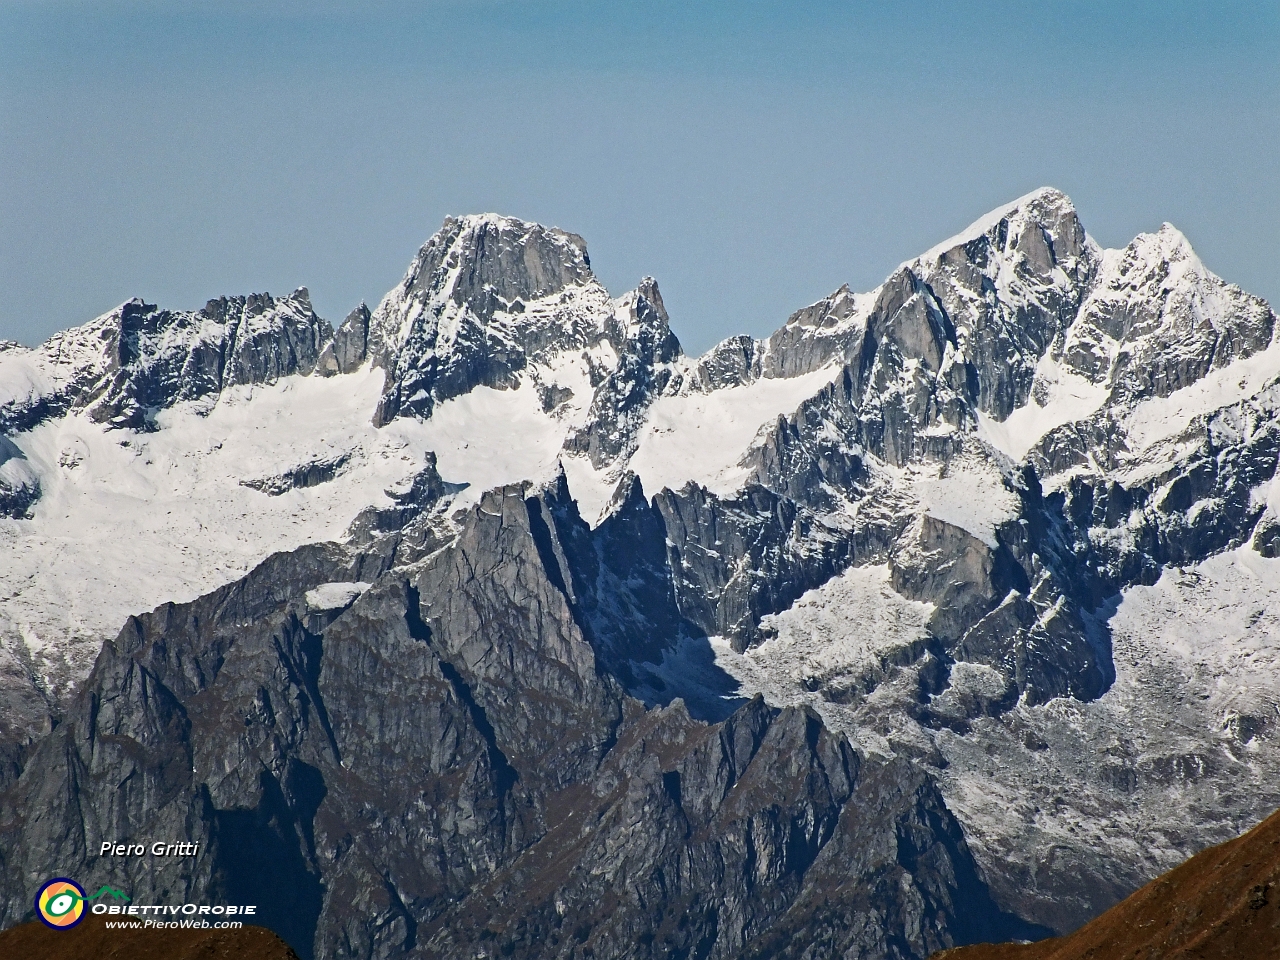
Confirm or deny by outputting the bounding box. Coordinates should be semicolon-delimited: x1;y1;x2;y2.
1;188;1278;958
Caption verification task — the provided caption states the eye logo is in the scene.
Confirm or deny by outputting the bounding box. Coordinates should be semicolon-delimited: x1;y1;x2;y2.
36;878;86;929
34;879;130;930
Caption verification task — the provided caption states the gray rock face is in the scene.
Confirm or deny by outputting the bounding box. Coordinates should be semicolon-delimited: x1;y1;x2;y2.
692;333;762;389
407;216;594;324
316;303;371;376
923;188;1096;421
761;284;866;381
0;436;40;518
0;482;1040;960
838;189;1094;464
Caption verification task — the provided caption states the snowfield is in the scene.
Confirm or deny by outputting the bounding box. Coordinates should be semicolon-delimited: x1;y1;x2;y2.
0;367;437;696
0;333;842;697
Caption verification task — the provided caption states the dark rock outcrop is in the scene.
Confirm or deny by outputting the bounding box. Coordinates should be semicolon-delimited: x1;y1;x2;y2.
240;455;351;496
0;482;1039;960
654;481;860;650
316;303;371;376
0;435;40;518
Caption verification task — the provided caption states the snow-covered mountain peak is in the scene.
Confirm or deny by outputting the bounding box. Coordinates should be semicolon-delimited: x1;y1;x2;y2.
736;187;1100;468
371;213;594;347
6;192;1280;948
1129;221;1203;269
430;212;592;309
612;276;669;330
1059;220;1275;405
367;214;616;426
603;277;682;368
1088;222;1210;308
916;186;1085;268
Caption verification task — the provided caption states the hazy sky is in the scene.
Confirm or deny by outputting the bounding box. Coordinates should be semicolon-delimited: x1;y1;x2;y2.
2;1;1277;354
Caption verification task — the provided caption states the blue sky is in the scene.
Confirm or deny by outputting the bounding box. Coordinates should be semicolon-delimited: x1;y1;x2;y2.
2;1;1277;353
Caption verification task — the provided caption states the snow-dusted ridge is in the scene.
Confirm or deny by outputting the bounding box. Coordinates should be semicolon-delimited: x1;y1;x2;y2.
3;190;1280;936
913;185;1074;265
3;192;1275;700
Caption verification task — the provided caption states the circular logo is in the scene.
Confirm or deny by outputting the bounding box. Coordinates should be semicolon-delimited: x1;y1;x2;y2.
35;878;86;930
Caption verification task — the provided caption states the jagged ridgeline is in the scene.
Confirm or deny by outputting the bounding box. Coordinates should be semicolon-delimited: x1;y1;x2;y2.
1;190;1279;958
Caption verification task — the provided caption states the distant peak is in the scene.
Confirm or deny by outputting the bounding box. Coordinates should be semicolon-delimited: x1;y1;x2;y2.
1119;222;1206;277
632;277;668;322
1022;185;1072;205
1152;221;1197;252
391;213;596;323
196;290;315;323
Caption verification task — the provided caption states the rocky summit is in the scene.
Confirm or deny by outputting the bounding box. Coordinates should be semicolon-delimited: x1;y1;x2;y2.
0;189;1278;958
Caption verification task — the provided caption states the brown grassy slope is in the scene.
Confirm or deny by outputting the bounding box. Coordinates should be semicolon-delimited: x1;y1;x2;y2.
933;805;1280;960
0;914;300;960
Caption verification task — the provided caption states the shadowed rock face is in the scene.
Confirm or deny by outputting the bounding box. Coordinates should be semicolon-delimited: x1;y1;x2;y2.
0;482;1042;960
563;278;682;467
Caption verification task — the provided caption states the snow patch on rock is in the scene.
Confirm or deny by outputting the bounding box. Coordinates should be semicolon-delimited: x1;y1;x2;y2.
628;364;843;498
909;461;1021;548
1124;341;1280;452
709;564;933;748
305;581;372;612
979;355;1109;460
